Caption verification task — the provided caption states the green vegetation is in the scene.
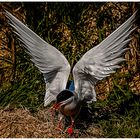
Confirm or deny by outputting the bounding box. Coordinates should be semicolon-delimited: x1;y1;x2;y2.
0;2;140;138
93;82;140;137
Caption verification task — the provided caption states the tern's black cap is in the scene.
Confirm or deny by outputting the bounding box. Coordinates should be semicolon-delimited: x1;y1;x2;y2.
57;90;74;103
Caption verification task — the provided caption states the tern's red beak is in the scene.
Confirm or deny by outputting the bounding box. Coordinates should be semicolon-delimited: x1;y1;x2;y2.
52;102;61;110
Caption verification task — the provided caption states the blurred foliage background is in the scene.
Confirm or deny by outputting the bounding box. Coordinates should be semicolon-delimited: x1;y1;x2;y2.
0;2;140;138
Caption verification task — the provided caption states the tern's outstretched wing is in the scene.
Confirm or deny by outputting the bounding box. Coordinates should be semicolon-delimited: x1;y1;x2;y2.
73;11;137;103
5;10;71;106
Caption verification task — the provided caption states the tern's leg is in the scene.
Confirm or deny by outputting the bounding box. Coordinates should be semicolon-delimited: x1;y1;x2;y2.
67;117;74;135
70;117;74;128
56;114;64;131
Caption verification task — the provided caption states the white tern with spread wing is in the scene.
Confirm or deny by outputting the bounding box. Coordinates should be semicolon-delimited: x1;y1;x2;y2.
5;10;137;134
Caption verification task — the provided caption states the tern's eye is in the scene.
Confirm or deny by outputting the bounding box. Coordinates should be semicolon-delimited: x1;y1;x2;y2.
57;90;73;103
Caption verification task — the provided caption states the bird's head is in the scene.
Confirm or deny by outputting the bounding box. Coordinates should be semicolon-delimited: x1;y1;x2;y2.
53;89;74;110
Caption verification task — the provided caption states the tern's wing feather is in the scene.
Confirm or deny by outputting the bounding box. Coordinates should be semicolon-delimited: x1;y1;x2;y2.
73;11;137;103
5;10;71;106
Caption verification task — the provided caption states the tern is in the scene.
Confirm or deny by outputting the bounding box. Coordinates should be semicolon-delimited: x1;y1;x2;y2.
5;10;137;135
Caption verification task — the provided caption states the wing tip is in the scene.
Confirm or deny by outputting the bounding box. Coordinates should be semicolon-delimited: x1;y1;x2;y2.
44;93;56;107
4;9;12;18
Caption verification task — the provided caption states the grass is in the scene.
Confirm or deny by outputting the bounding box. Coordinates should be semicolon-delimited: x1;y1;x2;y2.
94;88;140;138
0;84;139;138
